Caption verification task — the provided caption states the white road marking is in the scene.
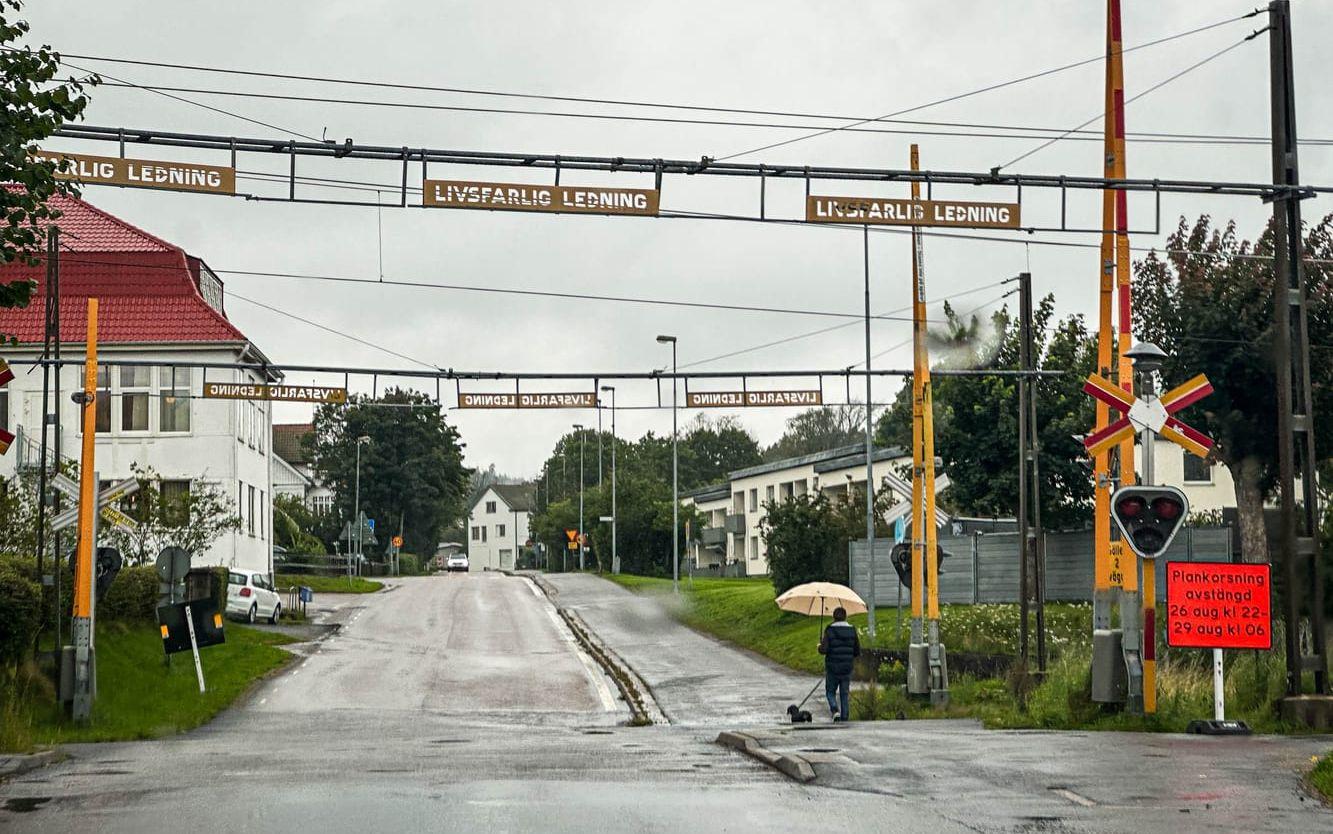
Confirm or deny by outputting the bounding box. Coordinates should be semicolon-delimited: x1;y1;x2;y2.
540;597;617;713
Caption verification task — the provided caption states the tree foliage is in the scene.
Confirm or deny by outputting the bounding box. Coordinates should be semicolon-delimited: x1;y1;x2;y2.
1133;215;1333;562
764;404;866;462
0;0;96;335
273;494;327;555
311;388;471;557
760;486;895;594
103;464;241;566
877;299;1097;530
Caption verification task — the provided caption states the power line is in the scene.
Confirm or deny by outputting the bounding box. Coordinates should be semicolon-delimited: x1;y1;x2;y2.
996;34;1258;171
226;291;441;369
715;9;1261;161
53;56;321;142
82;80;1320;148
680;280;1011;370
212;267;941;324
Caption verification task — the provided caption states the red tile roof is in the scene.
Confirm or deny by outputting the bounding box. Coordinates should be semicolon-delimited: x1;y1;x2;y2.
0;191;248;345
273;423;314;465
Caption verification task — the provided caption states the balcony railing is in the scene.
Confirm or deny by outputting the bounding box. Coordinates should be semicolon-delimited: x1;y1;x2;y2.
724;513;746;535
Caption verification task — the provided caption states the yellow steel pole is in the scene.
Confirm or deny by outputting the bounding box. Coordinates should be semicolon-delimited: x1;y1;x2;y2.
70;297;98;721
909;145;925;636
73;298;98;617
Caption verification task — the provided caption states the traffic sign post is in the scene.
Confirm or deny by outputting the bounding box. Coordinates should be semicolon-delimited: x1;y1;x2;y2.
1167;561;1271;735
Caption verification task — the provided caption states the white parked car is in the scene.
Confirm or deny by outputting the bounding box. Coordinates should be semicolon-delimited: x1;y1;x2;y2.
446;554;469;573
226;569;282;624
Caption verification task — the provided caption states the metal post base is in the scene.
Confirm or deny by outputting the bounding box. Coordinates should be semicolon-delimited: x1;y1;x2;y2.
907;642;929;695
929;642;950;707
1091;629;1126;703
1186;719;1252;735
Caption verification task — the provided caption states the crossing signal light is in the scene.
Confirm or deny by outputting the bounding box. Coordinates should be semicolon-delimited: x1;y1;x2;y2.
890;541;951;588
1111;486;1189;558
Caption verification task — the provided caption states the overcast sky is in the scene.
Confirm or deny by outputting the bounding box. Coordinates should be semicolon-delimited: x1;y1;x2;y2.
24;1;1333;477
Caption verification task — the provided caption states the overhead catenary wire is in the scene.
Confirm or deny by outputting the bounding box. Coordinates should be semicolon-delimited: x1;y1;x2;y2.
715;9;1262;161
78;80;1328;149
995;34;1259;171
54;57;322;143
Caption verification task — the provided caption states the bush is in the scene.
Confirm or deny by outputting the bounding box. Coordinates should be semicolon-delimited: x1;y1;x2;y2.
0;560;41;667
398;553;422;576
99;565;159;622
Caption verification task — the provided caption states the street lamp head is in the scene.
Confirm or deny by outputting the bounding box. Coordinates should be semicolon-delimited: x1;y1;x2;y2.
1126;341;1168;374
573;423;583;431
656;335;676;344
356;435;372;444
600;385;614;392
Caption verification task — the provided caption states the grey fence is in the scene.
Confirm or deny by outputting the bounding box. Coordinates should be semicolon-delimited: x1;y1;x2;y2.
849;526;1232;605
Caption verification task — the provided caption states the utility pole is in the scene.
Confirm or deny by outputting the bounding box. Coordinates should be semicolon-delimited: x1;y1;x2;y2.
863;224;877;639
597;401;604;488
1128;341;1167;715
68;298;99;721
658;335;679;594
1267;0;1328;705
35;227;57;657
573;423;585;571
601;385;619;574
1016;271;1047;675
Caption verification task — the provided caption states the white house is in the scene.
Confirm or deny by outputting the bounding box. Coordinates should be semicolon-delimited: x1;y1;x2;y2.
272;423;334;514
466;484;534;571
685;444;936;575
0;192;278;574
1138;436;1236;514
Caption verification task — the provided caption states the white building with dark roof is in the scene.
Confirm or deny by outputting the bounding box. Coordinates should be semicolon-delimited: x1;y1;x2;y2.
466;483;535;572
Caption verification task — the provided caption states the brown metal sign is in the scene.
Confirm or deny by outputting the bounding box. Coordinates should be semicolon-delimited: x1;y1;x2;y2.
423;179;659;216
806;195;1020;228
203;383;348;403
687;390;823;408
38;150;236;195
458;392;597;409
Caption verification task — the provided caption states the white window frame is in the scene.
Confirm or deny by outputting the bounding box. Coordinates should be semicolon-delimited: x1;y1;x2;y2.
158;367;193;434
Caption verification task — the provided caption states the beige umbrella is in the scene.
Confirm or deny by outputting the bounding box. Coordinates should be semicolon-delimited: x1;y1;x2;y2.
776;582;867;617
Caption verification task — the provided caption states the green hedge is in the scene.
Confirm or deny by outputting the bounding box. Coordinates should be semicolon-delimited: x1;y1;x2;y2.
100;565;159;622
0;558;41;667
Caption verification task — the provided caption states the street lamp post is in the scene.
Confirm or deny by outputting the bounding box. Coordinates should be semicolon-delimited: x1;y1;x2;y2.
600;385;618;574
354;435;371;576
573;424;585;571
657;334;679;594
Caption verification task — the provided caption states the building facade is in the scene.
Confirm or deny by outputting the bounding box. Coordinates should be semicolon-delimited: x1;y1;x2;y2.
0;193;278;574
466;484;534;571
685;444;943;575
272;423;334;514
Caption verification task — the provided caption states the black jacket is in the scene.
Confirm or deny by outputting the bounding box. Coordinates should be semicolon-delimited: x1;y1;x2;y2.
819;621;860;677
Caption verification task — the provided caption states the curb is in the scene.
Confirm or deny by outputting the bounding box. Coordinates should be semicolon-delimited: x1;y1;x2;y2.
715;731;816;783
0;750;64;782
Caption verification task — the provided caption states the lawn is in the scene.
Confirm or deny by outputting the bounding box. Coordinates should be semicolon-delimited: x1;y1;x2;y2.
1310;751;1333;802
3;620;295;750
603;573;1294;733
275;573;383;594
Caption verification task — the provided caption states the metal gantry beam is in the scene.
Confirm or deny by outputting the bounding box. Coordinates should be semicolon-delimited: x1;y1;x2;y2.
52;124;1330;199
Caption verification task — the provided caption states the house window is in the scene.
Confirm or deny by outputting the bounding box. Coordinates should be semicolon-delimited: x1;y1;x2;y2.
95;366;111;433
257;404;265;453
120;366;151;431
749;535;759;560
486;500;497;513
159;480;190;525
259;490;266;540
471;526;479;541
159;368;192;433
247;485;256;536
765;485;775;504
0;389;7;435
1183;451;1213;484
749;488;758;513
497;524;506;538
481;526;487;543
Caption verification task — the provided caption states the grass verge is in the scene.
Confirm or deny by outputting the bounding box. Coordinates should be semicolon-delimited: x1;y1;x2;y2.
275;573;383;594
2;620;295;751
602;573;1293;732
1310;751;1333;803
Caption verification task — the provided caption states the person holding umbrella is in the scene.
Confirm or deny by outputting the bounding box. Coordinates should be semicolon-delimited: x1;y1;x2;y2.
819;606;860;722
775;582;865;723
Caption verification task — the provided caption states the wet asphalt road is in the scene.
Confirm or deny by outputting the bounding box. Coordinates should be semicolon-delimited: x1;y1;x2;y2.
1;571;1330;832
